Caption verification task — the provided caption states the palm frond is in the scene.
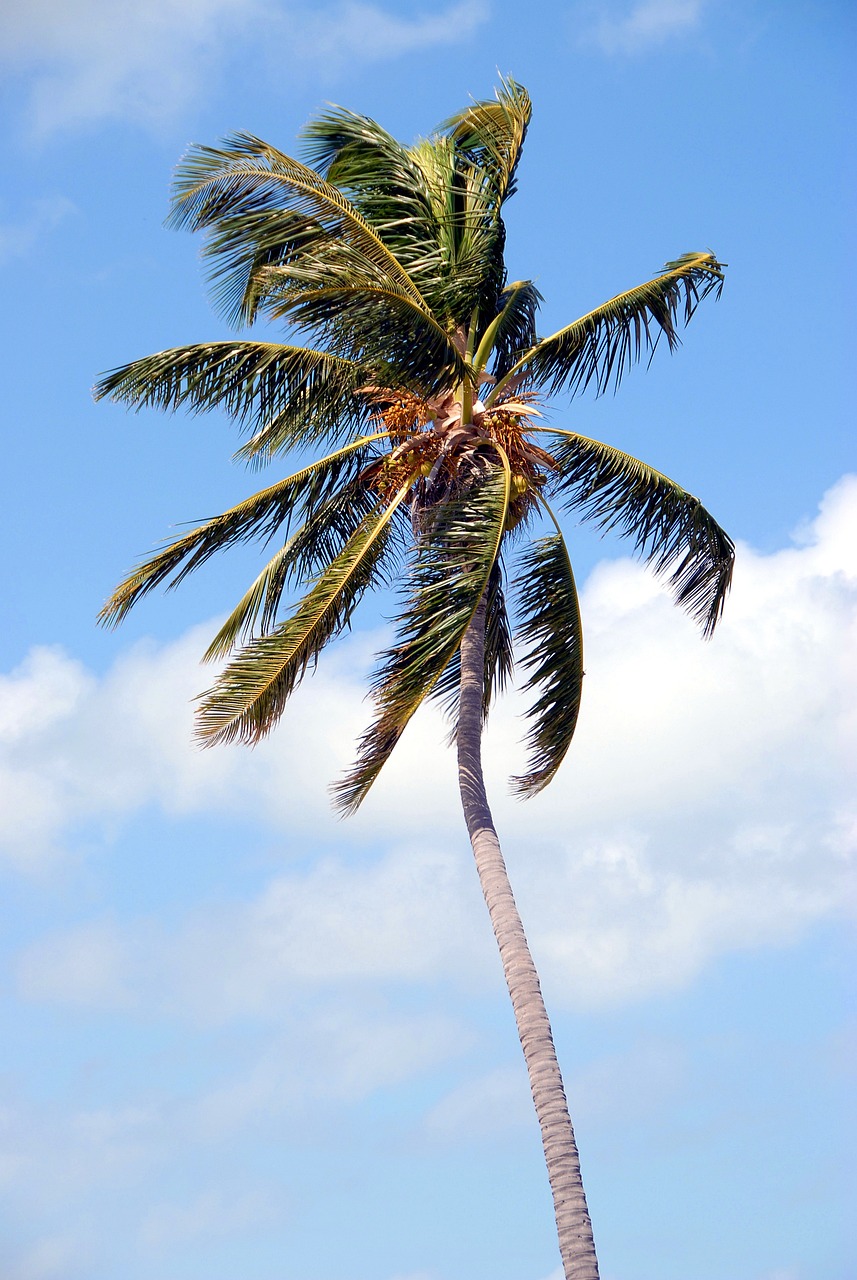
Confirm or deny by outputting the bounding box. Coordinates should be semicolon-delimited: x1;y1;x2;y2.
486;252;725;404
333;460;511;815
168;133;434;326
274;473;393;577
94;341;364;444
202;473;400;660
195;487;410;746
408;136;506;328
203;541;293;661
259;277;468;391
302;105;417;183
98;434;386;627
300;107;445;290
472;280;542;382
444;159;507;319
510;513;584;796
540;427;734;635
440;76;532;205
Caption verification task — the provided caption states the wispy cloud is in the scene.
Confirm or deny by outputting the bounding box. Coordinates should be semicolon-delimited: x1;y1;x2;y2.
0;999;470;1228
0;196;76;265
580;0;707;55
0;0;254;137
139;1187;280;1249
422;1065;532;1142
0;1232;95;1280
0;0;489;138
284;0;487;69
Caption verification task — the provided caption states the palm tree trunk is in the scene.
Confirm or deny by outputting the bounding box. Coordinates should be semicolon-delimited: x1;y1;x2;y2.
457;595;599;1280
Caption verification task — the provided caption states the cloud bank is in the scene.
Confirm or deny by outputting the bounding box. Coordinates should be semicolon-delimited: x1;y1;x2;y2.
5;475;855;1012
2;477;853;1280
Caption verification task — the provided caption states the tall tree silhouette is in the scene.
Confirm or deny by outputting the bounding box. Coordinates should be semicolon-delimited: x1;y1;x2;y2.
98;80;732;1277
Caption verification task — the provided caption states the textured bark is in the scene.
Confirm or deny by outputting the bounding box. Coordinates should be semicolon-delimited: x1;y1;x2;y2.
457;595;599;1280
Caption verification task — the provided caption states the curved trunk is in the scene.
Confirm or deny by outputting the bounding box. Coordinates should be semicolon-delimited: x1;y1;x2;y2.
457;595;599;1279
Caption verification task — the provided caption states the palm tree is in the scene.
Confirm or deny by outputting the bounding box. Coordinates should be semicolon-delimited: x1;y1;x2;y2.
96;79;732;1279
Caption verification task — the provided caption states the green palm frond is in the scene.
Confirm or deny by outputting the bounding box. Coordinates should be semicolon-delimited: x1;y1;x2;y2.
444;160;507;316
409;134;459;237
168;135;434;325
304;113;503;328
333;460;511;815
202;474;401;660
431;558;514;724
195;487;410;746
259;278;468;391
203;540;293;661
510;513;584;796
472;280;542;382
408;136;505;327
265;470;398;578
302;106;422;187
541;427;734;635
483;561;515;712
94;341;364;446
98;434;386;627
200;210;321;329
487;252;725;404
441;76;532;205
300;107;445;288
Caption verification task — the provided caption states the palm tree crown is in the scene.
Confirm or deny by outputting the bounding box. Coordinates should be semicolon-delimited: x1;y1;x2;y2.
97;78;732;806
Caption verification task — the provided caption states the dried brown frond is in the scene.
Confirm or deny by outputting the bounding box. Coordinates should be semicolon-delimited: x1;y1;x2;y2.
359;386;437;438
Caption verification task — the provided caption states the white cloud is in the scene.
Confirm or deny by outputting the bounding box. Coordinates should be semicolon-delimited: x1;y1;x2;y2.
580;0;707;55
6;476;857;1009
565;1035;687;1126
0;0;489;138
0;623;379;870
0;1094;167;1216
160;842;493;1023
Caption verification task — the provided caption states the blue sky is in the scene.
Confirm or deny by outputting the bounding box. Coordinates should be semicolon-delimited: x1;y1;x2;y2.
0;2;854;1278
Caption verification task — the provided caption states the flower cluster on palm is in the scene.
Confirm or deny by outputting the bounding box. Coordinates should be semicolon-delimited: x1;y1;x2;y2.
97;79;732;1278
